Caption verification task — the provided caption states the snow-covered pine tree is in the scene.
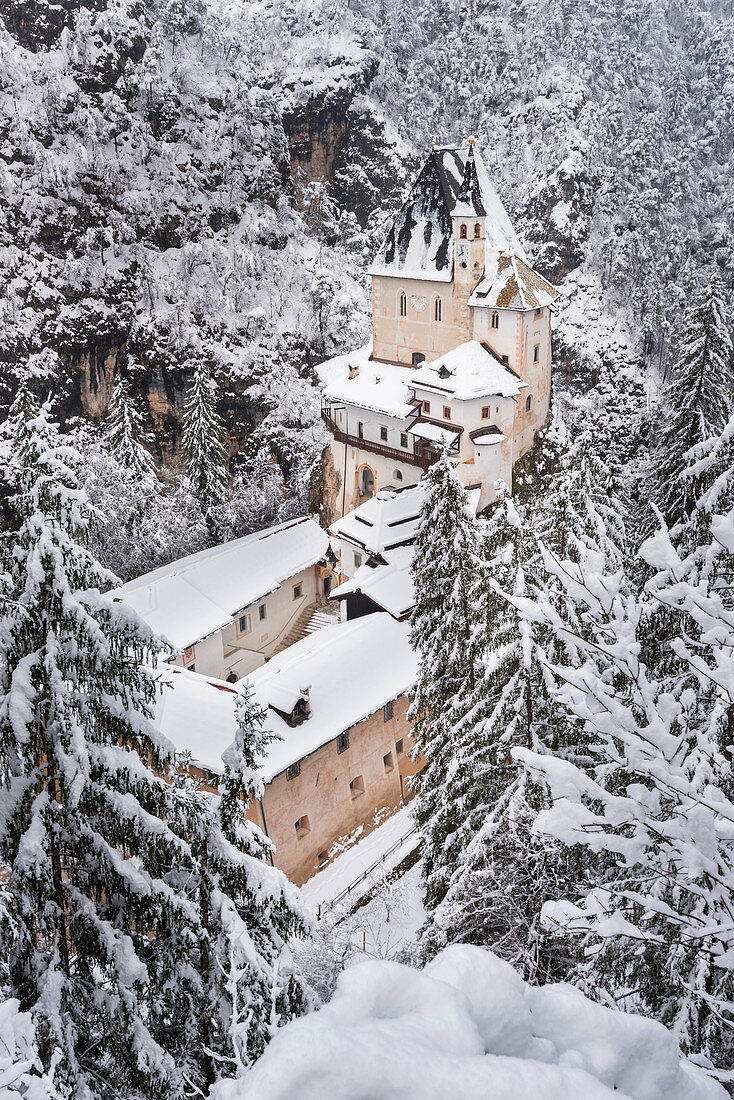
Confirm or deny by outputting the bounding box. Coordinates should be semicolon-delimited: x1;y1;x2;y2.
105;375;156;478
409;451;480;911
0;401;203;1097
511;416;734;1075
656;277;733;527
422;485;584;981
196;679;310;1077
181;360;229;513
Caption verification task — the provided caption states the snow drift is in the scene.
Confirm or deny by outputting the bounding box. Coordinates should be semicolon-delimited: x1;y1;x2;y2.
212;944;725;1100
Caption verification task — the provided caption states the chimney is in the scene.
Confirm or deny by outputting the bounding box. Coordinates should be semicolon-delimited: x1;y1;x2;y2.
299;683;311;720
348;363;360;379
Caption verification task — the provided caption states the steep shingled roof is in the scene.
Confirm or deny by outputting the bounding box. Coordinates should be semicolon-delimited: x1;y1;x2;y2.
368;144;525;282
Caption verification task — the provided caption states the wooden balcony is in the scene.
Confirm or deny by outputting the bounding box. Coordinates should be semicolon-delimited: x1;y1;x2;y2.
321;409;437;472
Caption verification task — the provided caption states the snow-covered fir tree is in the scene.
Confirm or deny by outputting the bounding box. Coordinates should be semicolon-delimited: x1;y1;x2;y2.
181;361;230;513
104;375;156;478
511;416;734;1076
655;278;733;527
0;401;308;1096
409;451;480;911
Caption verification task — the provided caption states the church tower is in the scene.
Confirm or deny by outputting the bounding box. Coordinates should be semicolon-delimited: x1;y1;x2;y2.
452;142;486;293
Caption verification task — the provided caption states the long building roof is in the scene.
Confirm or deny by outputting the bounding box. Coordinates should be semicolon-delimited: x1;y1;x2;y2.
116;516;329;651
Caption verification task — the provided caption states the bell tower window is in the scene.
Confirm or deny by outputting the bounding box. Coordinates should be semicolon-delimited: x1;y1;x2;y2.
399;291;407;317
459;224;467;239
474;222;481;238
434;297;442;321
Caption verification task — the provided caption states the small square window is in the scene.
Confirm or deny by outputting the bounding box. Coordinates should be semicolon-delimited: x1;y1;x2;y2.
501;354;509;364
395;738;404;756
337;731;349;754
443;406;451;420
238;614;250;634
533;344;540;363
295;815;310;837
383;752;394;773
380;426;388;442
423;401;431;414
481;406;490;420
293;584;302;600
400;432;408;448
350;775;365;799
286;762;301;781
535;308;543;317
383;700;394;723
259;603;267;621
354;552;362;569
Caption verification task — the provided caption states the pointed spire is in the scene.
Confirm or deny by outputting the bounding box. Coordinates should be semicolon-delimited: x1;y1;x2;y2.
453;143;486;217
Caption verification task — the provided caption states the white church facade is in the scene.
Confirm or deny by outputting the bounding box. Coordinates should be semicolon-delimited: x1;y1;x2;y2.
318;142;559;515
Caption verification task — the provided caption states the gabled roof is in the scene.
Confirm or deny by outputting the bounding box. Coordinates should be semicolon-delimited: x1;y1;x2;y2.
368;144;526;283
153;615;418;782
470;252;559;311
116;516;329;651
329;485;425;555
410;340;526;401
332;545;415;620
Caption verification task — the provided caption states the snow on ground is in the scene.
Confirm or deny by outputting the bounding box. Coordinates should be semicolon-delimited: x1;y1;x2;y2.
300;803;418;915
214;943;725;1100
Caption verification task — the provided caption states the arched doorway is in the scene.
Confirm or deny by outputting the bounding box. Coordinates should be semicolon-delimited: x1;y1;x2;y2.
359;464;375;499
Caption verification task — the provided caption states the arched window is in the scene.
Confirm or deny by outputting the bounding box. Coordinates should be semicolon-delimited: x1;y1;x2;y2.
525;394;533;412
491;311;499;330
459;223;467;239
399;291;407;317
393;469;403;481
434;297;442;321
474;222;481;238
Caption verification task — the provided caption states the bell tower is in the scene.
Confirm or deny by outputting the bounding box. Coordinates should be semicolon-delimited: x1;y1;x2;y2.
452;140;485;291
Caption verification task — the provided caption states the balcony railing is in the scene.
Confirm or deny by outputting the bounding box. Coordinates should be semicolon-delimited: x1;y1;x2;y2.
321;409;437;472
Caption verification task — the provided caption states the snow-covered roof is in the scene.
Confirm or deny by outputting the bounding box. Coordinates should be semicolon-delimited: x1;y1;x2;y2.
410;420;462;445
410;341;526;401
332;546;415;619
116;517;329;651
470;252;559;311
368;144;526;283
318;343;416;420
154;615;417;782
329;485;425;555
470;425;507;446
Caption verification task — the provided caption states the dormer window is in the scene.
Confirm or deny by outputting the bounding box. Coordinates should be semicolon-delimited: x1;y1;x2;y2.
491;311;499;330
474;222;481;238
459;224;467;239
399;291;407;317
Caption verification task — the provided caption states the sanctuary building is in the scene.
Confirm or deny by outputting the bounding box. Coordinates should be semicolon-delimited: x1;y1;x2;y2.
319;142;559;514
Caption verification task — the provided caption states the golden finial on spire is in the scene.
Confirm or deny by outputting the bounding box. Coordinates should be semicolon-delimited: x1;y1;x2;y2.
468;135;476;145
430;138;435;149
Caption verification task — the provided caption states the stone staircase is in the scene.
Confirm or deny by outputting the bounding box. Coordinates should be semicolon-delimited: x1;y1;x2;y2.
273;603;341;656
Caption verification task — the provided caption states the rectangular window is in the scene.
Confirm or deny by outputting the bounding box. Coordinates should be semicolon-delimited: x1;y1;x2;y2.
443;406;451;420
286;762;301;781
353;552;362;569
400;432;409;448
423;400;430;415
383;752;394;773
533;344;540;363
350;775;365;799
383;700;394;723
380;426;388;442
337;731;349;754
501;354;509;364
293;584;302;600
295;815;310;837
358;421;364;439
481;406;490;420
258;603;267;621
238;614;250;634
395;738;404;756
